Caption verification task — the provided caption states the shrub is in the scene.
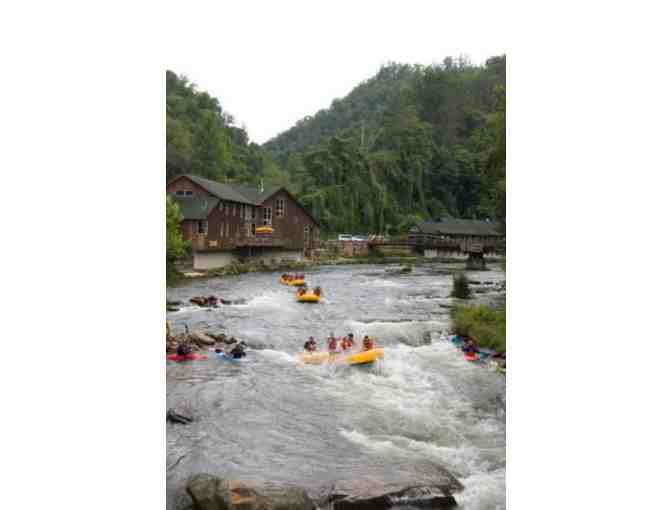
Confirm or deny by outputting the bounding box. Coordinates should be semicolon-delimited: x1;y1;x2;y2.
451;273;471;299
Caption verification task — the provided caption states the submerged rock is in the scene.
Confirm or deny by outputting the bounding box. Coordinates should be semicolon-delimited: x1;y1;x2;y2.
167;409;193;425
186;474;314;510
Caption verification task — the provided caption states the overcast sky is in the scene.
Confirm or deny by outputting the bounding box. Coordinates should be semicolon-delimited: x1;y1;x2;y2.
167;2;506;144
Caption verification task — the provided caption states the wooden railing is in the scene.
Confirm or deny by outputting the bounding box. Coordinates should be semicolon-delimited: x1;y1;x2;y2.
193;235;289;251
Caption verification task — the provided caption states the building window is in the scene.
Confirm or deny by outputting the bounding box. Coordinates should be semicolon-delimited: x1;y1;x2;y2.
263;207;272;225
304;226;309;240
224;202;229;215
176;190;184;196
246;223;252;237
225;222;229;238
219;223;224;237
275;198;285;218
244;205;253;220
185;190;193;197
251;223;256;235
198;220;208;235
237;204;241;217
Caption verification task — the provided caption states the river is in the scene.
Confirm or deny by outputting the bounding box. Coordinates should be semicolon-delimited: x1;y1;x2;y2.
166;263;506;509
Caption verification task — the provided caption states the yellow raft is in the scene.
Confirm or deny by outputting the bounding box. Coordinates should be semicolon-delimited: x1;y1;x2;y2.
301;348;384;366
280;277;306;286
297;292;321;303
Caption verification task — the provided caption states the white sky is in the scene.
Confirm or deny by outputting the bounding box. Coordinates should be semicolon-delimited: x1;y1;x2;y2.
166;1;506;144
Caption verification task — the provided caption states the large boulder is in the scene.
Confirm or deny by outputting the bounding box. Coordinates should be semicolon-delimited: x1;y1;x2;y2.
186;475;315;510
324;481;460;510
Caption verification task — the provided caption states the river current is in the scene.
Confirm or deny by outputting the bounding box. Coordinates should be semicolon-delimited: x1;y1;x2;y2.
167;263;506;509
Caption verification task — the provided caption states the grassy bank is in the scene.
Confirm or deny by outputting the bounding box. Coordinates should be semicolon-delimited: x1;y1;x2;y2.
450;305;506;352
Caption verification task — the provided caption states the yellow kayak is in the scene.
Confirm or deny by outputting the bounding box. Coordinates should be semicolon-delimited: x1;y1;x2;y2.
297;292;321;303
288;279;305;286
301;348;384;366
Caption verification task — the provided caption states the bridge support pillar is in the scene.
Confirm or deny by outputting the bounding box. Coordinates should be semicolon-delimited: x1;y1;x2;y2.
466;252;486;270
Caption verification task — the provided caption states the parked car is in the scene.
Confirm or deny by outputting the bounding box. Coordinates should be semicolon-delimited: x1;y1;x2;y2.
337;234;352;242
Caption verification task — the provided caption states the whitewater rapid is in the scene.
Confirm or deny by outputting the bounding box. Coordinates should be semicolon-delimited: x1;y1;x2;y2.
167;263;505;509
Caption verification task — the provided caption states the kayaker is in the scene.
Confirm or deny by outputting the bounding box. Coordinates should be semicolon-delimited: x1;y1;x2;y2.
304;337;318;352
176;342;192;357
328;335;339;353
313;286;322;297
462;338;477;355
362;335;375;351
230;342;247;359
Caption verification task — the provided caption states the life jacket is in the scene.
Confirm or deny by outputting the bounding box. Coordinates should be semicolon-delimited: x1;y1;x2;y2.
340;337;352;350
363;337;374;350
328;338;338;351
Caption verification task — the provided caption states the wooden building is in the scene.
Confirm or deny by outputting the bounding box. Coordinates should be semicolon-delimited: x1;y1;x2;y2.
409;217;503;258
167;174;320;270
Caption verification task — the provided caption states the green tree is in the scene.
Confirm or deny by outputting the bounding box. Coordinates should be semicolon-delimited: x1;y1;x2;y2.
166;195;187;283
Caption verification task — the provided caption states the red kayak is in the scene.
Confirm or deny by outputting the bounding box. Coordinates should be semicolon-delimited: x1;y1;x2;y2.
166;354;208;362
464;353;480;362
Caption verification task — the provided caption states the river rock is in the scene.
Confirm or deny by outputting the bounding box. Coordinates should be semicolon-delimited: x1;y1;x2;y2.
325;481;459;510
186;474;315;510
191;331;217;346
167;408;193;424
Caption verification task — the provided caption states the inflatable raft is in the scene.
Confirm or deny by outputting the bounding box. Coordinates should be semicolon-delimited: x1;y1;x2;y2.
280;277;306;286
464;353;479;362
301;348;384;366
297;292;321;303
167;354;208;362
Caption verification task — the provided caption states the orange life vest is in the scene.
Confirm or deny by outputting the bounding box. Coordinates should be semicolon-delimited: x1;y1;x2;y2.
328;338;338;351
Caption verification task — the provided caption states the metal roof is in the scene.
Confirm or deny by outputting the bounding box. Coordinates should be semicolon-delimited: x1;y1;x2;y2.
415;218;502;236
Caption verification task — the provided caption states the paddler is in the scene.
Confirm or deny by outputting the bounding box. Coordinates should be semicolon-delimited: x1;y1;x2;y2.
362;335;375;351
327;334;339;353
229;342;247;359
303;336;318;352
340;334;353;351
176;341;192;357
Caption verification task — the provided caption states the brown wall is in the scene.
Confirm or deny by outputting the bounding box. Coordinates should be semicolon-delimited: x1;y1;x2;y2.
259;190;319;251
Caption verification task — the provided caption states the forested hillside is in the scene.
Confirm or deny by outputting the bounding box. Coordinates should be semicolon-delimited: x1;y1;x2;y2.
166;55;505;235
166;71;288;186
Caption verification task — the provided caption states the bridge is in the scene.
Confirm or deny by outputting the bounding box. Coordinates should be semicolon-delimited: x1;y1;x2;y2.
367;217;503;269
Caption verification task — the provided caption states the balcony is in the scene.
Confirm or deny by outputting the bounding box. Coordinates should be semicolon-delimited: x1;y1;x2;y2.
192;235;288;252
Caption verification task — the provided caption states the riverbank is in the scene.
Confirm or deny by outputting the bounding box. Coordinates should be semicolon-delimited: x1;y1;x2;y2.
169;254;505;286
